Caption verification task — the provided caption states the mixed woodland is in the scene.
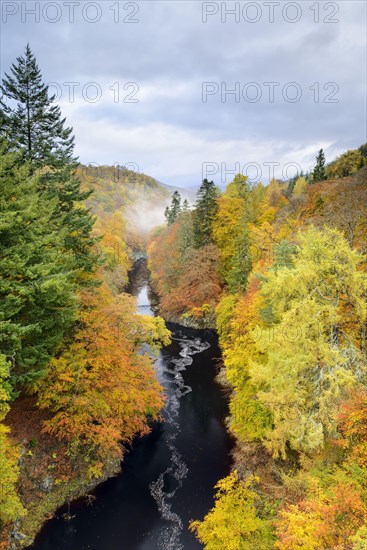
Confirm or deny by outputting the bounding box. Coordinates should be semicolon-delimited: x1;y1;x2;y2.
0;46;170;547
149;150;367;549
1;44;367;550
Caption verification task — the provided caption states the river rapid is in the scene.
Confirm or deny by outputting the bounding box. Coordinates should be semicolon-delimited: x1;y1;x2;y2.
29;260;233;550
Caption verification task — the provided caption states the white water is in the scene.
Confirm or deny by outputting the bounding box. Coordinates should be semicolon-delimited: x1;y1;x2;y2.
137;283;212;549
136;285;154;316
30;274;232;550
150;336;211;550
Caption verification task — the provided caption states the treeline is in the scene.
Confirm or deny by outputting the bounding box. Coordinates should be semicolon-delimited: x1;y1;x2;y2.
0;45;170;538
149;150;367;548
287;145;366;191
149;175;257;326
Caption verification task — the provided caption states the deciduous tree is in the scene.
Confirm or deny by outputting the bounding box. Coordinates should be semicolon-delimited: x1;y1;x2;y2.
190;471;273;550
36;283;170;474
0;355;25;525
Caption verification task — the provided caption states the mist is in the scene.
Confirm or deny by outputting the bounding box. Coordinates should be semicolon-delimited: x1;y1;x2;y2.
125;198;168;234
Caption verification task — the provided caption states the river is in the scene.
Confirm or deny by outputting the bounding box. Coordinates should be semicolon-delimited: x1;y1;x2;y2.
29;260;233;550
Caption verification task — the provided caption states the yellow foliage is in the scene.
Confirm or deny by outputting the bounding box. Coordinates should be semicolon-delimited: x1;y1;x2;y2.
190;471;273;549
0;355;25;524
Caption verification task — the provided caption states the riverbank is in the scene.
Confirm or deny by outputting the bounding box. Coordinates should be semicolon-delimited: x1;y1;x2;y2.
2;397;122;550
1;261;164;550
27;324;233;550
3;261;234;550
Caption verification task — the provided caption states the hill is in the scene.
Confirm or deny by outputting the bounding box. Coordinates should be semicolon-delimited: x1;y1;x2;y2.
77;164;195;235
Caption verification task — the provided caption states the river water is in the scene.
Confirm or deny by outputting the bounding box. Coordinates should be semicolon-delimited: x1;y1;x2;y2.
29;261;233;550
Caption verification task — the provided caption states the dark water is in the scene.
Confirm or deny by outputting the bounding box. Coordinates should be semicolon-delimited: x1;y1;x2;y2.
29;261;233;550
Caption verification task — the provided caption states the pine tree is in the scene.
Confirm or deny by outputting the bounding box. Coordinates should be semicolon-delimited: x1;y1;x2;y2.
39;165;97;273
0;140;78;385
193;179;219;248
226;221;252;293
312;149;327;182
286;172;299;195
0;44;74;167
359;143;367;159
164;191;182;225
1;45;97;275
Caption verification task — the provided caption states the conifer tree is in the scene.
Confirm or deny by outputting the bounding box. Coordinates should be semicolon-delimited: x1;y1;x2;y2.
226;221;252;293
312;149;327;182
1;45;97;275
0;140;77;385
0;44;74;167
164;191;182;226
212;175;251;292
287;170;305;195
193;179;219;248
182;198;190;212
359;143;367;159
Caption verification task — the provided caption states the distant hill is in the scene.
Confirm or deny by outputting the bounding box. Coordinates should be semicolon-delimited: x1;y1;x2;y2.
156;180;198;204
77;164;194;233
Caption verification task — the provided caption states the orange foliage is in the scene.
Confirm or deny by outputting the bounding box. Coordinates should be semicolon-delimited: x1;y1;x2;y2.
36;282;167;471
160;245;221;318
276;481;367;550
285;177;367;249
92;212;131;293
338;389;367;467
149;222;222;325
149;223;182;304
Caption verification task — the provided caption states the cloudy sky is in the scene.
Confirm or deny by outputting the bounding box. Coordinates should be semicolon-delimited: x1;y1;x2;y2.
1;0;366;187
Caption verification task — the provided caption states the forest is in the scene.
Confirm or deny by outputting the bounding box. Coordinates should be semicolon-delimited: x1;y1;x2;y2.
1;44;367;550
0;46;170;548
149;149;367;548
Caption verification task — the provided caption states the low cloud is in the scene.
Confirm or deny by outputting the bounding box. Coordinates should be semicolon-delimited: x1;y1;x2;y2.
1;1;365;186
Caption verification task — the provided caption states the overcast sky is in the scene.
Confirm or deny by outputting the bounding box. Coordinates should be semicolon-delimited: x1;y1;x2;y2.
1;0;366;187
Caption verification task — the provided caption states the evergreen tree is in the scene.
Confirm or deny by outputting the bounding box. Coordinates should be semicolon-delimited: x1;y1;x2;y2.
164;191;182;226
182;198;190;212
0;44;74;167
359;143;367;159
226;221;252;293
1;45;97;275
286;172;298;195
164;206;171;225
177;209;194;257
312;149;327;182
193;179;219;248
39;166;97;273
0;141;78;385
